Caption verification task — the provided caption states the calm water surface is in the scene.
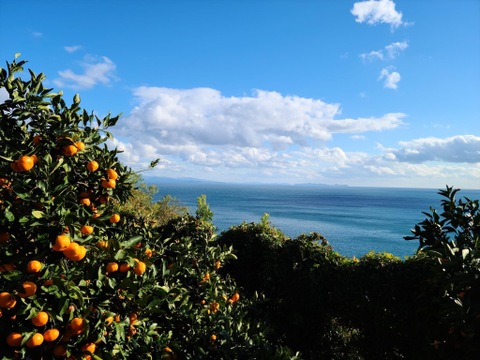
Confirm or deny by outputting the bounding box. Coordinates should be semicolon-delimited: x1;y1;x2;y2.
151;182;480;258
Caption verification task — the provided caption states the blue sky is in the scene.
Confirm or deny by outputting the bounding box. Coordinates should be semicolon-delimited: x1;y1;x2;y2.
1;0;479;188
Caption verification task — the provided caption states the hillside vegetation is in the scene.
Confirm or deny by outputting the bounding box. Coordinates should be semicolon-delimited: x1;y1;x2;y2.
1;57;479;359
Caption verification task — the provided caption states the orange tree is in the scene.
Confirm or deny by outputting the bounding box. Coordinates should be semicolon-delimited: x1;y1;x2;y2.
0;57;292;359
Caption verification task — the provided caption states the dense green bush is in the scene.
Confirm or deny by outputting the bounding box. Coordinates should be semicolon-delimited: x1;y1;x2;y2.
218;211;475;359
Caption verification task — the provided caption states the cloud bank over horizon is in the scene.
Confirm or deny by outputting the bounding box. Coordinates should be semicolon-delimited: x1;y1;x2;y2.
110;86;479;187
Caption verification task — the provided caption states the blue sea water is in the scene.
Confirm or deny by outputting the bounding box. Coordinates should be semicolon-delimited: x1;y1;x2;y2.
150;181;480;258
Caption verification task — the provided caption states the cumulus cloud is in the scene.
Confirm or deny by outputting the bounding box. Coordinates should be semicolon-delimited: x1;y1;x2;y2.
64;45;82;53
390;135;480;163
112;87;405;180
351;0;405;29
360;41;408;61
53;55;117;90
378;67;401;89
118;87;404;147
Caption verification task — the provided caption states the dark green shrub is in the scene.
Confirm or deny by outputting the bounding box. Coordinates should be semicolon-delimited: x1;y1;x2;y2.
405;186;480;359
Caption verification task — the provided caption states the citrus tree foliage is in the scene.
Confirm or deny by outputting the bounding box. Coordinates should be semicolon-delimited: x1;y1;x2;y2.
0;57;281;359
405;186;480;358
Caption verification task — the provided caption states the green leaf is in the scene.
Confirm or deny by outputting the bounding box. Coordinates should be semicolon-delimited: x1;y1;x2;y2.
122;235;143;249
32;210;44;219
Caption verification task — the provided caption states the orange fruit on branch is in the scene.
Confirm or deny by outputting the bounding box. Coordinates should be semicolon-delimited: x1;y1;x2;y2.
63;242;87;261
19;281;37;298
79;197;91;206
0;292;17;308
52;344;67;357
44;328;60;342
69;317;86;332
80;225;94;235
32;311;49;326
53;234;71;251
75;141;85;151
101;178;116;189
106;262;119;273
81;342;96;354
6;332;23;347
87;160;99;172
106;168;118;180
26;333;44;347
133;260;146;276
27;260;43;273
17;155;35;171
109;213;121;223
62;144;78;156
0;263;15;272
32;134;42;145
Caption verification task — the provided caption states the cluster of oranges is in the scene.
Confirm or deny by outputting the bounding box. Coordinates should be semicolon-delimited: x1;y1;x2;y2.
0;130;131;357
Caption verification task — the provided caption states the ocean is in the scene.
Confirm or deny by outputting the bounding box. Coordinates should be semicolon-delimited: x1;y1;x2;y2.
150;180;480;258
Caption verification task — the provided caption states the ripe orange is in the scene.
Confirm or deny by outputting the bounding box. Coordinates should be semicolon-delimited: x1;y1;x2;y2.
81;342;96;354
32;311;49;326
62;144;78;156
6;332;23;347
27;260;43;273
32;134;42;145
70;317;86;332
26;333;44;347
119;263;131;272
97;240;108;248
145;248;153;257
52;344;67;357
109;213;121;223
133;260;146;276
43;279;54;286
17;155;35;171
79;197;91;206
101;178;116;189
229;292;240;303
106;262;119;273
44;328;60;342
0;292;17;308
80;225;94;235
63;242;87;261
19;281;37;298
75;141;85;151
53;234;71;251
0;231;10;243
0;263;15;272
99;195;109;204
211;334;217;341
32;154;38;164
128;312;138;325
87;160;99;172
106;168;118;180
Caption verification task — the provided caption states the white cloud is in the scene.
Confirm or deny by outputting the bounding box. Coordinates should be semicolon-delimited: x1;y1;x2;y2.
53;55;117;90
385;41;408;58
112;87;405;180
351;0;405;29
64;45;82;53
378;67;401;89
32;32;43;38
392;135;480;163
360;41;408;62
